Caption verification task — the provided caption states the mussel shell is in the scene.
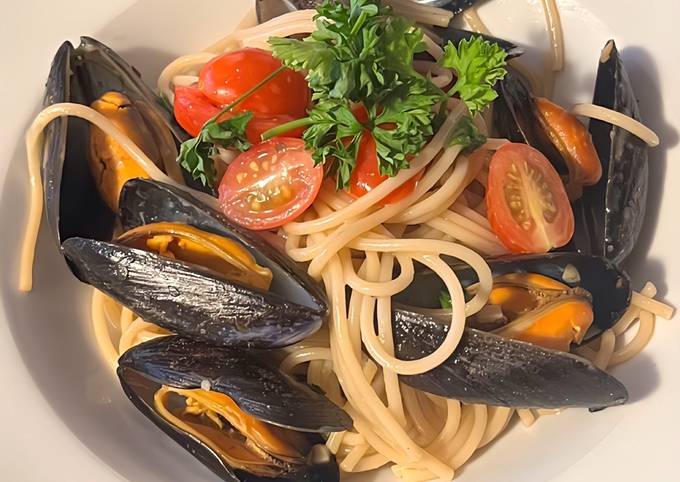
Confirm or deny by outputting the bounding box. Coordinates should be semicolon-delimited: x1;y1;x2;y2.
43;39;114;248
393;309;628;409
43;37;190;252
119;178;328;321
394;253;631;342
439;0;479;15
62;237;327;349
570;40;648;264
118;368;340;482
432;27;523;59
493;66;570;176
119;336;352;432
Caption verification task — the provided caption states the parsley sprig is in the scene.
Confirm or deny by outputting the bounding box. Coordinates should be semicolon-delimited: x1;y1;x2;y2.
176;65;286;187
448;116;487;153
268;0;444;189
439;290;453;309
440;36;508;116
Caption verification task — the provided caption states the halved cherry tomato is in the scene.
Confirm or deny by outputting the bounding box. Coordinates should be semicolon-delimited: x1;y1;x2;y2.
199;48;309;118
348;131;421;205
174;85;304;144
218;138;322;230
486;143;574;253
173;85;220;137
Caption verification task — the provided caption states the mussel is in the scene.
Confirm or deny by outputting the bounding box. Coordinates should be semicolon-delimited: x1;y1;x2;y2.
118;336;351;481
494;66;602;196
570;40;649;264
42;37;188;250
392;308;628;410
395;252;631;344
389;253;630;409
63;179;329;349
427;0;479;15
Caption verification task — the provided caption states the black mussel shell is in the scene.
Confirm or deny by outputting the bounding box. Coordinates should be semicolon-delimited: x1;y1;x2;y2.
118;178;328;320
570;40;648;264
118;338;344;482
393;309;628;409
43;39;113;248
394;253;631;342
43;37;189;252
62;237;327;349
494;66;570;176
432;26;523;59
119;336;352;432
440;0;480;15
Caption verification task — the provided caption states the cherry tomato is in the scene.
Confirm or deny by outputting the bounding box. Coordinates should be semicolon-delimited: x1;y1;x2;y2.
173;85;220;137
348;131;421;205
486;143;574;253
199;48;309;118
174;84;304;144
246;114;305;144
218;138;322;230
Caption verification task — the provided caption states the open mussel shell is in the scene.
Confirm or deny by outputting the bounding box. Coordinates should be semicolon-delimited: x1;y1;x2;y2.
119;336;352;432
42;37;189;252
493;65;570;176
570;40;648;264
62;179;329;349
395;253;631;342
62;236;326;349
118;336;347;482
119;178;328;319
393;309;628;410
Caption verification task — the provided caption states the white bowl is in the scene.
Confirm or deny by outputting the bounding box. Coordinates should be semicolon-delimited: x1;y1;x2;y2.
1;1;678;481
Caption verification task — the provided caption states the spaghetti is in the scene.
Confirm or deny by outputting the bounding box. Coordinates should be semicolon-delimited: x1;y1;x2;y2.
18;2;675;482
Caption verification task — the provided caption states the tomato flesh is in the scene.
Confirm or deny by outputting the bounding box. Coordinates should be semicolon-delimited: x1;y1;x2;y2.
174;85;220;137
199;48;309;118
218;138;322;230
486;143;574;253
348;131;421;205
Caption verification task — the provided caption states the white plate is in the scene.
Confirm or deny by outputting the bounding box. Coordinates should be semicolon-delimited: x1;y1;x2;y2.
0;1;678;481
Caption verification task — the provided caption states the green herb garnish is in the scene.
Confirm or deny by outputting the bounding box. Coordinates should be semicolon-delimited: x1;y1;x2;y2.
176;65;285;187
178;112;253;186
439;291;452;309
448;116;487;153
440;36;508;115
267;0;444;189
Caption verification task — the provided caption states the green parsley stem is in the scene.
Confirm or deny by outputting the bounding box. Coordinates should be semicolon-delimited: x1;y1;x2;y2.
260;117;314;140
349;11;368;37
209;64;287;123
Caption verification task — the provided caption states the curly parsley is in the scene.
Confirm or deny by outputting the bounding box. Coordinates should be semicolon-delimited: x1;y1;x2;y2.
440;36;508;115
268;0;444;189
176;66;286;187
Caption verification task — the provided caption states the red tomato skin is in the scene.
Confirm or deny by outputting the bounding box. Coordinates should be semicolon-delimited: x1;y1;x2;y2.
348;131;421;205
486;143;574;254
199;48;310;118
218;138;322;230
173;85;220;136
174;85;304;144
